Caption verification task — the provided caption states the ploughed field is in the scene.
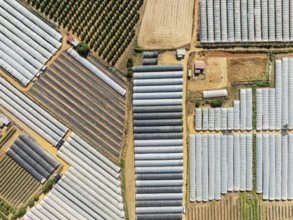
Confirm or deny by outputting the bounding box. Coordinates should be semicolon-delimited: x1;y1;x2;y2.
28;52;127;164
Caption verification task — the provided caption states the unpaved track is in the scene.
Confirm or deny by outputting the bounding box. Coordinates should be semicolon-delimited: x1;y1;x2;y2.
138;0;194;49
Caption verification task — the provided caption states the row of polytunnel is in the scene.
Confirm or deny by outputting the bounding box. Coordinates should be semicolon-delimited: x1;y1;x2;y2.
142;51;158;66
133;64;184;220
256;133;293;200
24;133;124;220
195;88;252;131
256;58;293;131
189;134;253;202
0;0;62;86
200;0;293;43
256;133;293;201
67;48;126;96
0;77;68;146
6;132;59;183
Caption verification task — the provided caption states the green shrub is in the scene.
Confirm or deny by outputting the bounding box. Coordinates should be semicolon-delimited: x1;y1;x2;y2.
27;200;34;208
33;195;39;202
0;212;8;220
15;207;26;218
0;206;9;215
126;57;133;68
42;179;54;194
195;102;200;108
76;42;90;57
134;46;143;53
211;100;223;108
127;68;133;79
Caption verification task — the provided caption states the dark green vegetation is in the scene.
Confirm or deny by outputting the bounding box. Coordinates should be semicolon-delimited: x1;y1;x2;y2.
211;100;223;108
42;179;53;194
76;42;90;57
239;193;260;220
27;0;144;65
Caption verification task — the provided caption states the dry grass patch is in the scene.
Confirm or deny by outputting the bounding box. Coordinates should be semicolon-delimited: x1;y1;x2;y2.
138;0;194;50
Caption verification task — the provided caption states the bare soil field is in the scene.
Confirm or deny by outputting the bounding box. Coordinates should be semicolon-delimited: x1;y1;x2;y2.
188;52;267;93
138;0;194;50
158;51;184;65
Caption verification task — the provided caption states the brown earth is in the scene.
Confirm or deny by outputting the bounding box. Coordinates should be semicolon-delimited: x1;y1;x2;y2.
188;52;267;93
124;106;135;220
188;194;241;220
138;0;194;50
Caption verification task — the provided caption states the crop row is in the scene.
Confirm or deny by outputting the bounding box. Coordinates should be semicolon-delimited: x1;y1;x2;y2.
0;156;41;207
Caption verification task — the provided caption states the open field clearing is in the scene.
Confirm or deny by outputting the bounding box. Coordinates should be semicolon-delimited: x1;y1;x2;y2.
188;194;259;220
0;155;41;208
138;0;194;49
188;52;267;93
28;52;127;164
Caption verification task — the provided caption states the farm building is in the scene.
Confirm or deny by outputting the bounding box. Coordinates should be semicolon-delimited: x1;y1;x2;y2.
0;77;68;146
24;133;125;220
133;64;184;219
189;134;253;202
200;0;293;43
176;48;186;60
28;49;127;163
194;61;205;75
0;0;62;86
195;88;252;131
0;114;10;127
256;58;293;131
67;35;79;47
6;133;60;184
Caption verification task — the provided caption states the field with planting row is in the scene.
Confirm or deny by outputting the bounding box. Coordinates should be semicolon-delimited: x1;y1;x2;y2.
188;194;260;220
0;155;41;207
25;0;143;65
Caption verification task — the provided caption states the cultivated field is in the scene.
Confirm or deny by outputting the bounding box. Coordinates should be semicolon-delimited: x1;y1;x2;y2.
188;194;259;220
138;0;194;49
0;155;41;207
188;52;267;93
261;202;293;220
25;0;143;65
28;52;127;164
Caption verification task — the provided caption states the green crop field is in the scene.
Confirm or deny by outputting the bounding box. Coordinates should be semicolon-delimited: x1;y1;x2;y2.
0;155;41;208
25;0;143;65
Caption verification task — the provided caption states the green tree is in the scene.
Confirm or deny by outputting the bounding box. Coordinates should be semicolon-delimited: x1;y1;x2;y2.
42;179;54;194
27;200;34;208
126;57;133;68
76;42;90;57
